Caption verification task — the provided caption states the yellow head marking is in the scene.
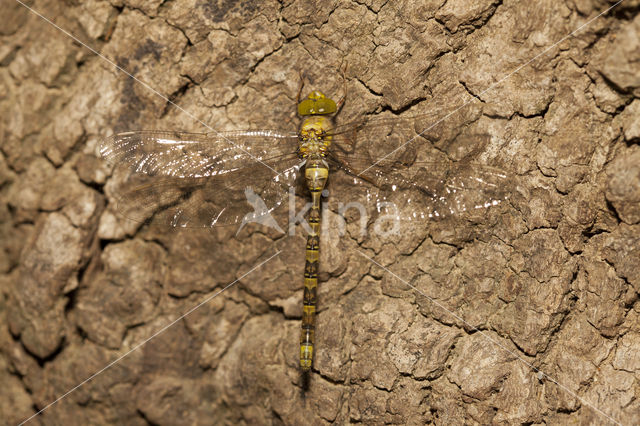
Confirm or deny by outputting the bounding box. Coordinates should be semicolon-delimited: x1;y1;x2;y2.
298;90;337;116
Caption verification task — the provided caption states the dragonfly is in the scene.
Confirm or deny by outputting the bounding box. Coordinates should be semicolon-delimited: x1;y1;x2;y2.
100;87;511;373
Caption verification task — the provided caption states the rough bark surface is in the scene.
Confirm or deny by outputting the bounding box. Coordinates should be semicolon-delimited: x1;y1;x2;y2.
1;0;639;424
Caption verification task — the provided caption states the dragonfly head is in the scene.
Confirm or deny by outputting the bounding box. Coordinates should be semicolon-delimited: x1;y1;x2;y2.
298;91;337;116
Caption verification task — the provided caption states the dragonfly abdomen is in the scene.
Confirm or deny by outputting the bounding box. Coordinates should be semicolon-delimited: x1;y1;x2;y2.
300;157;328;371
300;236;318;371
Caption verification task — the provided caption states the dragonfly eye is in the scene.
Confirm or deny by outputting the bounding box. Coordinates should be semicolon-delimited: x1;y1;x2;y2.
298;91;337;116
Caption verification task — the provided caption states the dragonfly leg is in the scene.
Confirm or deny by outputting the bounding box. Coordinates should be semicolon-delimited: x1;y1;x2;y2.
296;70;306;105
335;62;348;113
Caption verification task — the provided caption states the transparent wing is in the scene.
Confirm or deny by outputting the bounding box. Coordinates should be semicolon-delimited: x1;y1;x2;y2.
326;154;511;223
325;110;512;222
327;107;481;162
100;130;300;177
100;130;302;228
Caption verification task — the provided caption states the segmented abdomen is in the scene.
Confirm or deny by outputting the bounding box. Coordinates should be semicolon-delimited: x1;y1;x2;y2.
300;158;328;371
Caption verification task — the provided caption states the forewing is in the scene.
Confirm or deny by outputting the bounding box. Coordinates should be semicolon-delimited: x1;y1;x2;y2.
100;130;300;177
329;116;420;159
328;102;490;165
101;130;302;228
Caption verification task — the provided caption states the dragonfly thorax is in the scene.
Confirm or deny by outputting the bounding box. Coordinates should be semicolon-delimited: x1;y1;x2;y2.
298;115;332;158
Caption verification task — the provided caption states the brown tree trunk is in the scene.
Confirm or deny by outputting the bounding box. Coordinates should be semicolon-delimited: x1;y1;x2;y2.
1;0;639;424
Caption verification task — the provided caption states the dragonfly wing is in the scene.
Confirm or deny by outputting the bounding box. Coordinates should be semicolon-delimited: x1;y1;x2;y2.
329;116;427;163
326;154;512;222
101;130;302;228
326;109;511;222
100;130;300;176
328;103;487;162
